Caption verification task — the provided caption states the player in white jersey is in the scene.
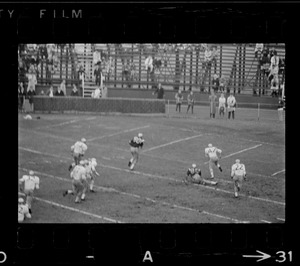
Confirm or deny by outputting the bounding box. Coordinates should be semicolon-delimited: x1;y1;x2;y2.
205;144;223;179
231;159;247;198
128;133;144;170
63;160;87;203
18;198;31;223
19;170;40;214
84;158;99;193
69;138;88;168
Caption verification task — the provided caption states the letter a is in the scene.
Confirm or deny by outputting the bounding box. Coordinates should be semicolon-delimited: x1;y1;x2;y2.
143;251;153;263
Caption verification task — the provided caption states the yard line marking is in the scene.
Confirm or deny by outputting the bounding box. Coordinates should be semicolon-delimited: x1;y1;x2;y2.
34;116;97;130
203;144;263;166
277;218;285;222
18;192;122;223
144;134;203;152
220;144;263;160
271;169;285;176
19;167;247;223
88;125;150;141
261;220;272;224
19;147;285;206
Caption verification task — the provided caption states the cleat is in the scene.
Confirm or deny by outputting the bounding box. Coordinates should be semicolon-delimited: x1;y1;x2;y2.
90;189;95;193
29;209;32;214
68;165;72;171
63;191;67;197
219;167;223;172
128;161;131;167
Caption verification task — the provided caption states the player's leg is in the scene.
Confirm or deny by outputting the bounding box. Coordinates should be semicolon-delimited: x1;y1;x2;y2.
89;177;95;192
25;190;33;213
191;104;194;114
128;148;135;167
130;149;138;170
208;160;214;178
186;104;190;113
74;181;82;203
81;179;88;201
233;178;239;197
215;159;222;172
232;110;235;119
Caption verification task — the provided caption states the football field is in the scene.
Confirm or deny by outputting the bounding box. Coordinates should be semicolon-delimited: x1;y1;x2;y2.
18;105;285;223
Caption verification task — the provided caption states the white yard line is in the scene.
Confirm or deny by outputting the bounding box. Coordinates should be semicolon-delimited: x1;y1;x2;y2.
88;125;150;141
18;192;121;223
34;116;97;130
271;169;286;176
19;147;285;207
144;134;203;152
19;167;247;223
261;219;272;223
220;144;263;160
277;218;285;222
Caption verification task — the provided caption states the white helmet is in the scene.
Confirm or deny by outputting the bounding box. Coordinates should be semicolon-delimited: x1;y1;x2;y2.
79;160;85;165
81;138;86;143
192;163;196;168
235;159;240;164
18;198;24;204
29;170;35;175
208;144;213;148
138;133;143;138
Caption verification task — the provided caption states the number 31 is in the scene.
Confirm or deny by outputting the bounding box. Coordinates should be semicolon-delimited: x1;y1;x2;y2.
276;251;292;263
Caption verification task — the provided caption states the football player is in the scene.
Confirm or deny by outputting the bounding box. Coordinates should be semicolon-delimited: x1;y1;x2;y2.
84;158;99;193
63;160;87;203
231;159;247;198
128;133;144;170
205;144;223;179
19;170;40;214
184;164;218;185
69;138;88;169
18;198;31;223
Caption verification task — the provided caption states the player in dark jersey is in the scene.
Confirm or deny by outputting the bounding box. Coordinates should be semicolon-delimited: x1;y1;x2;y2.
183;163;218;186
128;133;144;170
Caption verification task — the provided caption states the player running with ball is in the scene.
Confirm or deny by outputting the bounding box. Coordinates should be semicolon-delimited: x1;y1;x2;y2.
128;133;144;171
205;143;223;179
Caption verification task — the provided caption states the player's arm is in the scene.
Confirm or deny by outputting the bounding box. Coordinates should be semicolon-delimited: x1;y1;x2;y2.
231;165;235;178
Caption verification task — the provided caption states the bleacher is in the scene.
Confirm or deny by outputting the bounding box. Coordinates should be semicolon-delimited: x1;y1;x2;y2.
19;43;285;98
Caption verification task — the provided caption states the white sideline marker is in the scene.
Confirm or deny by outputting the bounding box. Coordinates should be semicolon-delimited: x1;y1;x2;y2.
88;125;150;141
18;192;121;223
261;220;272;224
144;134;203;152
271;169;285;176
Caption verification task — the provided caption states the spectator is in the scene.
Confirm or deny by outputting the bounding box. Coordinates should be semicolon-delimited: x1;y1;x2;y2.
212;73;219;93
40;90;45;96
209;90;217;118
218;93;226;118
18;82;26;112
227;92;237;119
219;75;226;93
92;87;101;99
93;49;101;66
269;50;280;83
26;68;37;92
175;89;184;113
26;86;36;112
55;86;65;97
94;64;102;86
254;43;264;58
71;84;79;96
145;55;153;72
260;49;271;78
60;80;66;95
186;90;195;114
153;83;164;99
46;64;53;85
270;78;279;97
101;85;108;98
47;85;54;97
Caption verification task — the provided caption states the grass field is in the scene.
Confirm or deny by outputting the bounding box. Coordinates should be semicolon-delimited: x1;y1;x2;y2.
18;105;285;223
